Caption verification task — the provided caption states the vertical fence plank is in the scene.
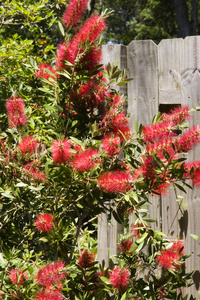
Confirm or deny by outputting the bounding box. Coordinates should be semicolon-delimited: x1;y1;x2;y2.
181;36;200;297
127;40;159;128
97;212;109;266
97;44;127;266
127;40;159;231
158;38;183;105
157;39;185;239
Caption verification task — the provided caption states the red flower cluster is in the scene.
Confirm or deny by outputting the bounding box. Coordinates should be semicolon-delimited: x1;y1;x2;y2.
146;138;176;161
134;155;156;181
132;222;143;239
35;63;56;81
36;260;66;287
36;290;64;300
183;161;200;186
77;14;106;43
18;136;39;156
34;213;55;232
71;148;100;172
35;261;66;300
62;0;89;28
23;163;46;182
162;105;190;126
111;112;131;141
143;106;190;143
143;121;176;143
78;249;95;268
9;268;28;285
118;238;133;253
109;266;130;291
102;134;121;156
98;170;132;193
56;14;105;72
71;80;109;108
52;139;71;164
6;96;27;128
176;126;200;152
156;240;184;271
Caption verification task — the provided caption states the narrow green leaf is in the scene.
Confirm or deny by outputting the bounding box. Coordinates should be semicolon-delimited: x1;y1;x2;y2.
190;234;198;241
16;182;28;187
100;276;110;284
136;232;148;244
58;21;65;36
39;237;48;243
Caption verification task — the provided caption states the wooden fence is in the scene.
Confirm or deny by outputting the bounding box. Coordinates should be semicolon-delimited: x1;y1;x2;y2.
98;36;200;298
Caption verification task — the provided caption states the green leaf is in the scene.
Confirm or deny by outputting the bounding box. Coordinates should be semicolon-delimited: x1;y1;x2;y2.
136;232;148;244
121;292;127;300
100;276;110;284
135;120;138;133
58;21;65;36
143;218;156;223
29;185;44;191
16;182;28;187
174;183;186;193
0;253;7;268
1;190;15;199
190;234;198;241
39;237;48;243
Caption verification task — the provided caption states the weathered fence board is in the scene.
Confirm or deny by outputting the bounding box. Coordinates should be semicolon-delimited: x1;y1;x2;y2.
98;36;200;298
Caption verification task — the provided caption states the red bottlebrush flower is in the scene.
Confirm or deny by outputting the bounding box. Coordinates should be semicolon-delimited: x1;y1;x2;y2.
35;63;56;81
78;249;95;268
71;148;100;172
62;0;89;28
146;138;176;161
36;260;66;287
56;41;77;71
109;266;130;291
118;239;133;253
52;139;71;164
18;136;39;156
6;96;27;128
132;223;143;239
156;249;180;270
102;134;121;156
110;94;125;108
136;155;156;180
72;80;108;108
177;126;200;152
162;105;190;126
0;139;5;151
143;120;176;143
79;46;102;71
36;290;64;300
152;181;171;196
156;240;184;270
9;268;28;285
77;14;106;44
98;170;132;193
22;163;46;182
171;240;185;256
34;213;55;233
111;112;131;141
184;161;200;186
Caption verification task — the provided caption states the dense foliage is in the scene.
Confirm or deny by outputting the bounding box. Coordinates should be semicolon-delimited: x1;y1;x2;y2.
91;0;199;44
0;0;200;299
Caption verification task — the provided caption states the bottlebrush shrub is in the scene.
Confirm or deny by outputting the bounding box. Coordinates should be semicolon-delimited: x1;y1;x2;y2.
0;0;199;299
